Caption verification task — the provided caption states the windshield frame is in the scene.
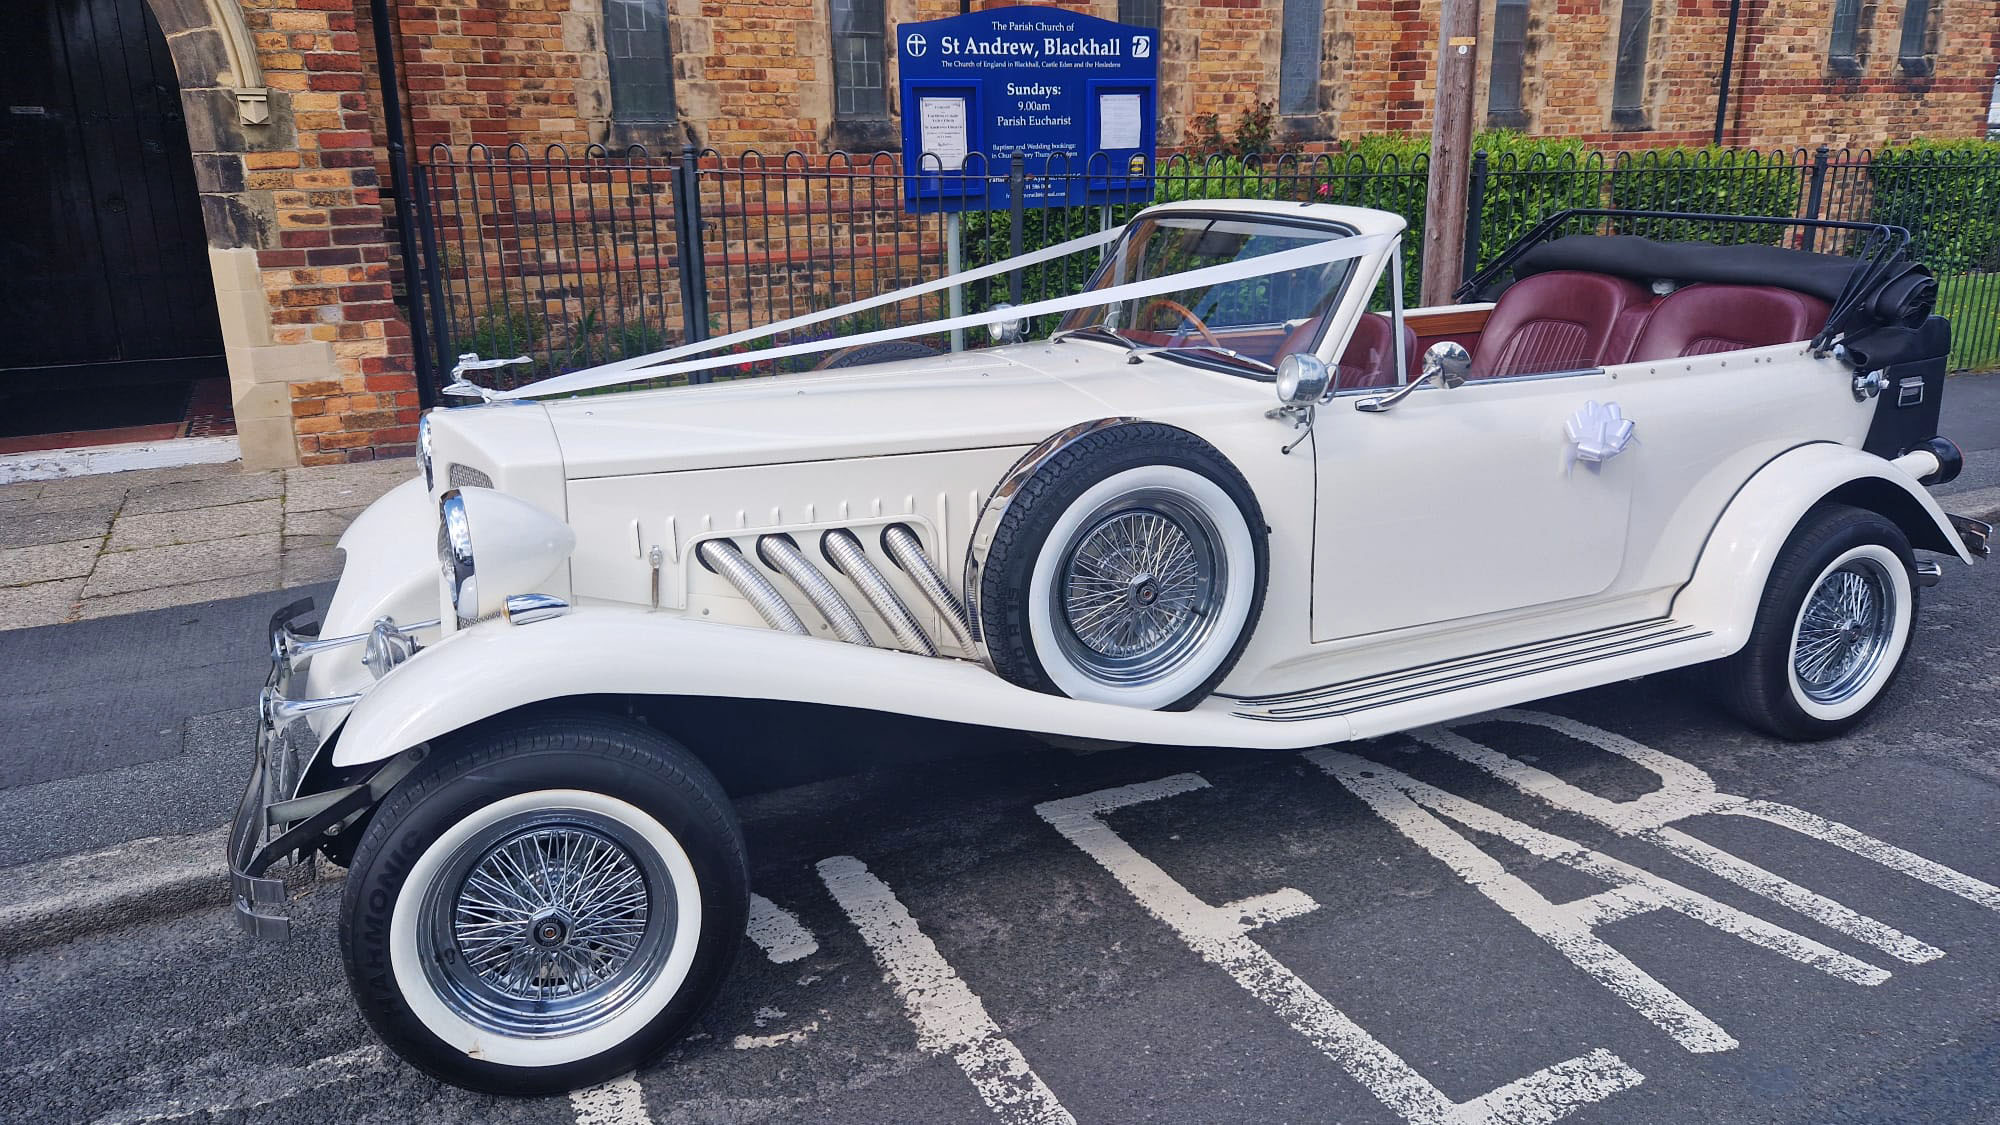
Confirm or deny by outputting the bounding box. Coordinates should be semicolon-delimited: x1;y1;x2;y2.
1056;208;1366;382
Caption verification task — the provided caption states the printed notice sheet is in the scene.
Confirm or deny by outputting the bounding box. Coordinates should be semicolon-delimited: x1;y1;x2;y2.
918;97;969;171
1099;93;1142;151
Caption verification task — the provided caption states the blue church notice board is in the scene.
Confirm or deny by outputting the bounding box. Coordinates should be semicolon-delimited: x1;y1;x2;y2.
897;6;1157;213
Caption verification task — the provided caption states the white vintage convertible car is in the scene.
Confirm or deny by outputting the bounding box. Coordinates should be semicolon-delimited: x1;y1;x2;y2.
230;199;1988;1093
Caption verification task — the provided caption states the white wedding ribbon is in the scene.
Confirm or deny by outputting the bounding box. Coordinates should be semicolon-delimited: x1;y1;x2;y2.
496;230;1395;400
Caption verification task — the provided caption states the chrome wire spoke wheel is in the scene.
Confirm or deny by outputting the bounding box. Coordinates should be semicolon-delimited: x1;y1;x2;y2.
1789;556;1896;707
419;808;679;1040
1053;488;1223;687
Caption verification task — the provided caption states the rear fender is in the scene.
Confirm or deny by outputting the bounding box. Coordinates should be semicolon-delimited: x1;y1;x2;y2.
1673;441;1972;652
328;608;1336;768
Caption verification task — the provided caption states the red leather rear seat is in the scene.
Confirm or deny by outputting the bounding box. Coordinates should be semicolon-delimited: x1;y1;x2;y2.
1626;283;1831;361
1469;270;1652;379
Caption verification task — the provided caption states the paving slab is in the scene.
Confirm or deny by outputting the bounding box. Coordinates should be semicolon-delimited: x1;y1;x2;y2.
0;539;102;587
84;533;280;598
104;498;282;552
279;545;345;587
282;505;367;539
282;467;410;514
0;503;119;550
118;471;282;516
12;462;230;503
0;579;84;631
77;571;281;620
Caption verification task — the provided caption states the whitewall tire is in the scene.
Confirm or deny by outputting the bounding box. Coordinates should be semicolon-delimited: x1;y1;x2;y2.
1708;505;1918;741
977;423;1267;711
341;714;748;1094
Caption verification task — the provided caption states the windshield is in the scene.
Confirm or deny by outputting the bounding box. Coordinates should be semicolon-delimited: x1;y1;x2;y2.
1057;214;1360;375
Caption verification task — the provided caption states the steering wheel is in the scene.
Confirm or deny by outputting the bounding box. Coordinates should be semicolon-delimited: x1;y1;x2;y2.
1136;298;1222;349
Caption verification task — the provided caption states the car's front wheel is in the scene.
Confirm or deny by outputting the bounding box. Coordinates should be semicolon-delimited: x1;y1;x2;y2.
340;714;747;1094
1709;504;1918;741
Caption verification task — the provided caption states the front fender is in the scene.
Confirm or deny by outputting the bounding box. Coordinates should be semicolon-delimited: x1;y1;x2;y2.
330;608;1342;767
302;476;442;722
1673;441;1973;652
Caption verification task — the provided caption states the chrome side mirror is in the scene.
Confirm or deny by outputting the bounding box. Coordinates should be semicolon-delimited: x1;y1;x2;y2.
1357;340;1473;412
1274;353;1331;407
987;303;1025;345
1422;341;1471;389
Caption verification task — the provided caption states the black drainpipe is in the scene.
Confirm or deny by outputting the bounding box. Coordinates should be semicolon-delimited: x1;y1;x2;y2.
1712;0;1744;147
367;0;438;409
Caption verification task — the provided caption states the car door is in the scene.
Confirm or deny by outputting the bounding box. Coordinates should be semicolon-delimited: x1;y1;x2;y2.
1309;370;1638;641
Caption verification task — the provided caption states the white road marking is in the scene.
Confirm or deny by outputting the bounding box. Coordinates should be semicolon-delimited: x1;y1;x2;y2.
733;1021;821;1049
1311;749;1891;1055
92;1046;390;1125
570;1073;653;1125
1223;886;1321;930
747;893;821;963
1421;709;2000;960
817;855;1079;1125
1037;774;1644;1125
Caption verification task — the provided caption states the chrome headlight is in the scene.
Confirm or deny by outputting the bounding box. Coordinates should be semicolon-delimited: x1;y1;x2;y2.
440;489;477;624
437;486;577;626
418;412;435;491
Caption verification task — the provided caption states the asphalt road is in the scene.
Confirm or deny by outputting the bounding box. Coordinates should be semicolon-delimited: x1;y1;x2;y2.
0;374;1996;1123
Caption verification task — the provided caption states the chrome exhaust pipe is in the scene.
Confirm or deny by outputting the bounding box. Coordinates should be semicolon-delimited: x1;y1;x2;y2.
757;534;873;646
821;529;937;656
881;524;975;651
698;538;810;635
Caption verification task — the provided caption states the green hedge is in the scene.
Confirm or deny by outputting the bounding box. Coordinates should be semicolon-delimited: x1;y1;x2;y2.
960;130;1602;306
1605;146;1802;244
1871;138;2000;273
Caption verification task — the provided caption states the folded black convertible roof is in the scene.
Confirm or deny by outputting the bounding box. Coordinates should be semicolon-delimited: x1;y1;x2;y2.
1509;235;1859;304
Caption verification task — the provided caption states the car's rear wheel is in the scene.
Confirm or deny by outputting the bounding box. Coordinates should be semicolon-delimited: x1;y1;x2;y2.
1708;504;1917;741
978;423;1267;711
340;713;747;1094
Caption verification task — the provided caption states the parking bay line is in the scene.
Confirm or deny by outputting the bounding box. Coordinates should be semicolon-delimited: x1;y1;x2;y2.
817;854;1080;1125
1037;774;1644;1125
571;1074;654;1125
746;892;820;963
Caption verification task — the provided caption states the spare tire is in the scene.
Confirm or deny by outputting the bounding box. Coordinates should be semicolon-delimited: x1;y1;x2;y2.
814;339;941;369
977;422;1267;711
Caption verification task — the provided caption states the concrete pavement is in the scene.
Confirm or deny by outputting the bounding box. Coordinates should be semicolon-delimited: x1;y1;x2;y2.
0;457;410;629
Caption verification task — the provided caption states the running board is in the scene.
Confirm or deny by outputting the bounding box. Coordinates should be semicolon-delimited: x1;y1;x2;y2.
1224;617;1714;724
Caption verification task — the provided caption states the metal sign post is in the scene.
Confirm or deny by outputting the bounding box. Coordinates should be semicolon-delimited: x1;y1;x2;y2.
946;213;964;352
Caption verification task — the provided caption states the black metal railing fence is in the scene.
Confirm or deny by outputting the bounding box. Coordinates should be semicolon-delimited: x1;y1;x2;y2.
407;141;2000;397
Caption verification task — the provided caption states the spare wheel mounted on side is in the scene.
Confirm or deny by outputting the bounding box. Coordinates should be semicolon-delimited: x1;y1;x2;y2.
972;421;1268;711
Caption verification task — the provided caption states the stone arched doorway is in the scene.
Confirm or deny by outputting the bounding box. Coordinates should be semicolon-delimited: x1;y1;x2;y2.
0;0;232;451
53;0;420;470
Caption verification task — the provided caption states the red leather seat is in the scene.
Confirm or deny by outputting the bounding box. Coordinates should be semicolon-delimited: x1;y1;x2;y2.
1333;312;1417;389
1271;312;1415;389
1626;283;1832;361
1469;270;1652;379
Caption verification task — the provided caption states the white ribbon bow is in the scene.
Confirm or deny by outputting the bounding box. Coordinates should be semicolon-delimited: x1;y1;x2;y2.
1565;400;1636;468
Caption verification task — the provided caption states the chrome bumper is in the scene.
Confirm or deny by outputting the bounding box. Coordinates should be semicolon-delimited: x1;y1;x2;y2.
228;598;425;940
1949;512;1992;559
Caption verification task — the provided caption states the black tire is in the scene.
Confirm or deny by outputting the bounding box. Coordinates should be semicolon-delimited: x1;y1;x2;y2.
814;339;940;369
1707;504;1919;741
340;713;748;1095
978;422;1268;711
